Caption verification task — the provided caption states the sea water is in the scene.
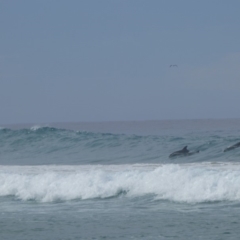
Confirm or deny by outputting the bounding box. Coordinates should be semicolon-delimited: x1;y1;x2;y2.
0;119;240;239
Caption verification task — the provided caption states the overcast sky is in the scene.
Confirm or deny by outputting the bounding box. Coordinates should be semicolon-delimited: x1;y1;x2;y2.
1;0;240;124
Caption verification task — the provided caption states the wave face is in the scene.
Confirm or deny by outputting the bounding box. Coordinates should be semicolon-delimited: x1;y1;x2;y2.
1;163;240;203
0;123;240;165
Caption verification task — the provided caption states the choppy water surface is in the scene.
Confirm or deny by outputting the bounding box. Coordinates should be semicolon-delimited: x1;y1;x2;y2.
1;119;240;239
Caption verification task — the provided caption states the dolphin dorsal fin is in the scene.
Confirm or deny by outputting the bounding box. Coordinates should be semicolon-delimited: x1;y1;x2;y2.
183;146;188;151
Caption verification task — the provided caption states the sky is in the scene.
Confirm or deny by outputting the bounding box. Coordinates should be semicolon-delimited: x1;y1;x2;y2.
1;0;240;124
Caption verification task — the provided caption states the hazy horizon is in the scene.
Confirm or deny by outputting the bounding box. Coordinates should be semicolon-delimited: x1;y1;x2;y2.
1;117;240;125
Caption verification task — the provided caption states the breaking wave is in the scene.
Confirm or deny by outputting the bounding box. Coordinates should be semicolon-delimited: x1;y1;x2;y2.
1;163;240;203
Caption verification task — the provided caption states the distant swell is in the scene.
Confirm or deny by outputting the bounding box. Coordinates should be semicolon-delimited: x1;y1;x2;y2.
1;164;240;203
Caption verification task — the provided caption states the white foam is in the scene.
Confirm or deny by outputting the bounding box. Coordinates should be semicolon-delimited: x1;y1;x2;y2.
1;163;240;203
30;125;42;131
30;125;49;131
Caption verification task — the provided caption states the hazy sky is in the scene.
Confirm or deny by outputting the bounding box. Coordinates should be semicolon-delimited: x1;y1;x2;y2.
1;0;240;124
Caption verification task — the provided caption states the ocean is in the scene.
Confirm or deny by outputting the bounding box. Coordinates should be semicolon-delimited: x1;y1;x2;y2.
1;119;240;239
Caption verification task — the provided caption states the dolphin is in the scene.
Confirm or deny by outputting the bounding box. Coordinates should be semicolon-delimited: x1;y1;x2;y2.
169;146;199;158
223;141;240;152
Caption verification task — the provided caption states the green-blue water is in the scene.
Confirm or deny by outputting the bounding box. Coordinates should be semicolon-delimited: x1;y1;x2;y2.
1;119;240;239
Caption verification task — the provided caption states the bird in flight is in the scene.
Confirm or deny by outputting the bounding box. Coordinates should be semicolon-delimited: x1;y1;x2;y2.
170;65;178;67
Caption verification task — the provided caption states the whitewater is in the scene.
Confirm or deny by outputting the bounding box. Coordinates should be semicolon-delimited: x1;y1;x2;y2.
1;119;240;239
1;163;240;203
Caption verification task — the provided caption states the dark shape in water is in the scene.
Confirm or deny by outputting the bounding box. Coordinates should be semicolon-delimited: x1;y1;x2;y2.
169;146;199;158
223;142;240;152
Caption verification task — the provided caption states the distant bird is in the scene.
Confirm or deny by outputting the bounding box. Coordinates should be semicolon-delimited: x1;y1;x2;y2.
170;65;178;67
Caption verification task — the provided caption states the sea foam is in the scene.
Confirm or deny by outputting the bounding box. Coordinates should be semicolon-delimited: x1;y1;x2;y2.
0;163;240;203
